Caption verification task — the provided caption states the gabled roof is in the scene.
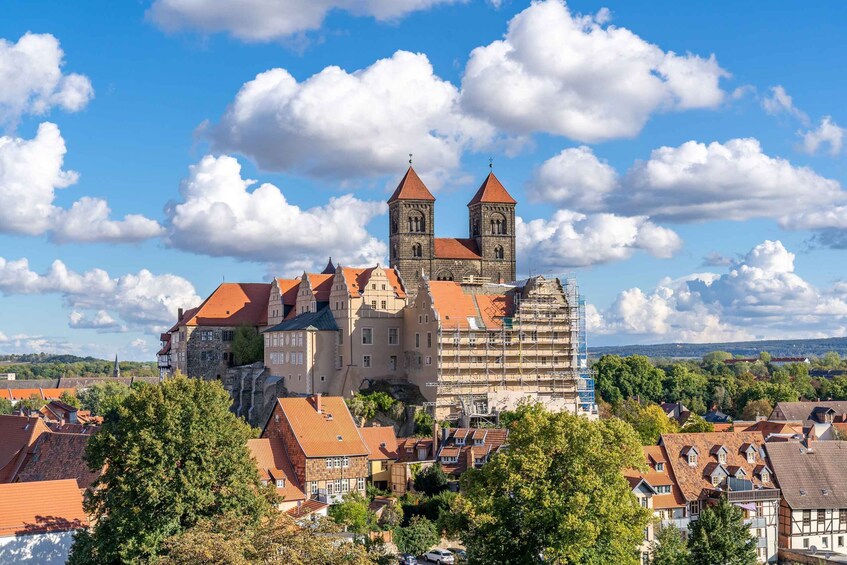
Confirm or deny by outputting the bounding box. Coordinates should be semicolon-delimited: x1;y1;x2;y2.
433;238;481;260
184;283;270;327
388;167;436;203
271;397;369;458
15;432;102;490
265;306;338;333
0;415;50;483
437;427;508;476
340;267;406;299
766;441;847;509
360;426;399;462
287;498;328;519
0;479;88;536
771;401;847;423
468;172;516;206
247;438;305;503
623;445;686;509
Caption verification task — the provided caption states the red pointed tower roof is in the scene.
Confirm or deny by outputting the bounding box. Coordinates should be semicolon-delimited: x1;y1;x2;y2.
388;167;436;203
468;172;516;206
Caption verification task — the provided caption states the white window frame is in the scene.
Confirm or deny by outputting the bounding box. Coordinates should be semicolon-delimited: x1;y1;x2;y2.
362;327;373;345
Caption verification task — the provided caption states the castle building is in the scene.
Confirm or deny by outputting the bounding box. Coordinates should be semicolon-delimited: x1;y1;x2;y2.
388;167;516;286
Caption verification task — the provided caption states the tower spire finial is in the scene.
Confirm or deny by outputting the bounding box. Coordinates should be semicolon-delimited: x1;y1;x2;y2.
489;156;493;171
409;153;413;166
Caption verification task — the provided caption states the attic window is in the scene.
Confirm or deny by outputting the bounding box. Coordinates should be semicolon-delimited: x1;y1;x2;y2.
822;488;831;496
380;442;386;448
761;470;770;483
276;479;285;488
711;475;720;487
687;453;697;466
718;452;726;464
337;435;343;441
326;413;333;421
800;489;807;496
747;451;756;464
655;462;664;472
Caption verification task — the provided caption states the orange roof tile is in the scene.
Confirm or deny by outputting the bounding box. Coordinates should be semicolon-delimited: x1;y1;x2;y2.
0;415;50;483
360;426;399;461
286;498;328;519
274;397;369;458
433;238;481;260
623;445;686;509
428;282;510;330
307;274;334;302
247;438;305;503
275;278;301;306
0;479;88;536
0;388;75;401
396;438;435;463
185;283;270;327
387;167;436;203
468;172;516;205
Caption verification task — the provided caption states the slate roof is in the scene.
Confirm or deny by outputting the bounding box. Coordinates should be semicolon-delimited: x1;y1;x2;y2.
360;426;399;461
467;172;516;205
433;238;482;260
264;306;338;333
15;432;101;491
660;431;773;501
771;401;847;424
0;479;88;536
766;441;847;510
271;397;369;458
247;438;305;503
388;167;436;203
184;282;270;327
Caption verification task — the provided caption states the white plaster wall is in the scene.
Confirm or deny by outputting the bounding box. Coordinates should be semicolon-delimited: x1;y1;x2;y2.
0;531;76;564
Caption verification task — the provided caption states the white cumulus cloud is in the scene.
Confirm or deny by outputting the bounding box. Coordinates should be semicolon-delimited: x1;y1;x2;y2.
0;32;93;127
0;123;162;242
166;154;388;271
148;0;461;41
69;310;122;330
761;85;809;123
209;50;495;180
460;0;728;142
526;146;617;211
516;210;682;270
0;257;200;332
590;240;847;343
801;116;844;156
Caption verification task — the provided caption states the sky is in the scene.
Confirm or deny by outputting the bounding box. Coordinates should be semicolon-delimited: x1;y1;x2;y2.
2;0;847;360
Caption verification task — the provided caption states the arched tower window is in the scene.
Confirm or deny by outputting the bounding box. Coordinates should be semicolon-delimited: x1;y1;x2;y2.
436;270;454;281
412;243;422;258
408;212;426;233
494;245;504;260
490;213;507;235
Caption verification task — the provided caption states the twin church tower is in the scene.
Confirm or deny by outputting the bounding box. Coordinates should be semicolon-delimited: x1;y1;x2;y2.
388;167;516;286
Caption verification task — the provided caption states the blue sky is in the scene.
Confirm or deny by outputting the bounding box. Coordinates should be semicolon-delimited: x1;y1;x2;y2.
2;0;847;359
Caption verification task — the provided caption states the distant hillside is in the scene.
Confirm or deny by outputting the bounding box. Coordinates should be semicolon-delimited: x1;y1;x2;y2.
0;353;157;380
0;353;102;364
589;337;847;360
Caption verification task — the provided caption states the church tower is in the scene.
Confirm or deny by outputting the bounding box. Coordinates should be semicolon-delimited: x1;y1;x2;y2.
468;172;517;283
388;167;436;285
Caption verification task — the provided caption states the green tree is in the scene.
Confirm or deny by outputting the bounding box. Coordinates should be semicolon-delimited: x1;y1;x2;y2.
820;375;847;400
680;414;714;433
615;399;679;445
60;390;82;409
414;409;435;436
414;463;449;496
787;363;815;399
68;376;272;564
77;381;131;416
740;398;772;421
158;512;374;565
394;515;439;557
688;497;756;565
701;351;733;374
758;351;772;364
595;355;664;404
455;403;650;564
662;365;707;406
650;524;690;565
329;491;376;534
0;397;12;415
817;351;843;369
232;325;264;365
17;394;47;411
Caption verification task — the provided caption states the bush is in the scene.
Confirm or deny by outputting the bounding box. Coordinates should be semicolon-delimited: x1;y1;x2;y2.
394;516;438;557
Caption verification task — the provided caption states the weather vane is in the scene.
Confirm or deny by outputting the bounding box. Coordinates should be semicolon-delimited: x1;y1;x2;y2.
409;153;413;165
489;156;493;170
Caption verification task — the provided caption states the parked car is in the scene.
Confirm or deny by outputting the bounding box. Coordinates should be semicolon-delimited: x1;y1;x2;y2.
425;549;455;564
398;554;418;565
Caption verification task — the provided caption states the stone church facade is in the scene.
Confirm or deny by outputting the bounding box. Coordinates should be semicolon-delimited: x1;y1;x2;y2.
388;167;516;287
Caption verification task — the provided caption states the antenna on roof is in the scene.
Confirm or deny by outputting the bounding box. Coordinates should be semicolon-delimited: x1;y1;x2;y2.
409;153;413;165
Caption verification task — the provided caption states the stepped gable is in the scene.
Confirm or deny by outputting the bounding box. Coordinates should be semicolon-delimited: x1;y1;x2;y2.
468;172;516;205
387;167;435;203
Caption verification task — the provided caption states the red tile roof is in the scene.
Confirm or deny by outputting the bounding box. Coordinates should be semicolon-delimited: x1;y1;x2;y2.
468;172;516;205
16;432;102;491
388;167;436;203
0;388;76;402
0;415;50;483
0;479;88;536
185;283;271;327
624;445;686;509
428;282;511;330
360;426;399;461
286;498;328;519
438;427;509;476
433;238;481;260
396;438;435;463
273;397;369;458
247;438;305;503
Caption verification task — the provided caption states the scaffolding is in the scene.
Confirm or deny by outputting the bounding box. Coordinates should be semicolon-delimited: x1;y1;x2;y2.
425;275;597;422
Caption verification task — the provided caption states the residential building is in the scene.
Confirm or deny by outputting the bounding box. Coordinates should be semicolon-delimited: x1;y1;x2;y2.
766;440;847;555
661;432;780;563
359;425;399;491
247;437;306;512
262;395;369;504
434;426;508;478
770;401;847;440
157;332;172;380
391;437;436;495
388;167;516;287
0;416;50;483
0;479;89;565
661;402;691;426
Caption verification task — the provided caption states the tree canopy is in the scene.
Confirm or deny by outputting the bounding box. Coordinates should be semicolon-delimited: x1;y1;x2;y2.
394;515;439;557
414;463;449;496
454;403;650;564
77;381;131;416
69;376;272;564
328;491;376;534
614;399;679;445
650;524;690;565
232;325;264;365
688;497;757;565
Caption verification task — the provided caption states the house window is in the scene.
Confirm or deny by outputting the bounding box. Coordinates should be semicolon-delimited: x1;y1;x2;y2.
222;330;234;341
389;356;397;371
342;456;349;468
803;510;811;528
310;481;318;495
362;328;373;345
200;330;214;341
341;479;350;493
381;300;387;309
761;470;769;483
327;482;334;495
823;537;829;548
363;355;372;368
747;451;756;464
371;300;377;309
326;459;333;469
818;510;826;530
320;375;326;382
427;332;432;348
656;462;664;472
276;479;285;488
838;536;844;547
688;453;697;466
718;452;726;464
711;475;720;487
264;334;270;347
358;477;365;491
337;356;343;369
640;497;648;508
840;509;847;525
388;328;399;345
803;538;810;549
425;356;432;365
415;333;420;348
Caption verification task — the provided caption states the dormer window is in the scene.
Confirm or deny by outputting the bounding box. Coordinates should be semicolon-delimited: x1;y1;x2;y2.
456;436;465;446
688;453;697;466
276;479;285;488
747;452;756;464
711;475;720;487
655;462;664;472
718;452;726;464
761;470;770;484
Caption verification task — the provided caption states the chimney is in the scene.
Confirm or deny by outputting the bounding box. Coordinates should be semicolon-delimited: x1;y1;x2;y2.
466;446;476;470
313;393;322;414
433;421;439;454
178;308;184;321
